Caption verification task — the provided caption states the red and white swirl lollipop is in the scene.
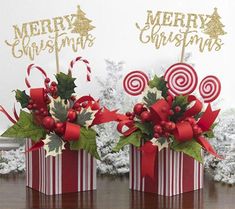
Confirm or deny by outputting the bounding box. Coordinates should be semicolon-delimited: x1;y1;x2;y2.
164;63;198;96
123;71;149;96
199;75;221;103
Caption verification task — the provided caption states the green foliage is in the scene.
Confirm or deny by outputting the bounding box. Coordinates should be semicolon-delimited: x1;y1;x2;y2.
76;108;94;127
50;98;69;122
2;111;46;141
113;131;142;152
170;95;189;122
69;127;100;159
14;90;30;108
55;72;76;100
204;123;217;139
143;90;158;107
148;75;168;98
170;139;203;163
135;121;154;138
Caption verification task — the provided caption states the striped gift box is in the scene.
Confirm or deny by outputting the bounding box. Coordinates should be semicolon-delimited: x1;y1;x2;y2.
129;145;203;196
25;140;96;195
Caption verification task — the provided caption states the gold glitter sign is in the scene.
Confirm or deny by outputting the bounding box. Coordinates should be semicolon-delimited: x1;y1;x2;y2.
136;8;226;61
5;5;95;73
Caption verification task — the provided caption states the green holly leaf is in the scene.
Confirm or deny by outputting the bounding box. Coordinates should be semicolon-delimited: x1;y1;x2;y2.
149;75;168;97
135;121;153;135
170;139;203;163
43;133;65;157
76;107;96;128
170;95;189;122
49;98;69;122
55;72;76;100
14;89;30;108
113;131;142;152
69;127;100;159
1;110;46;141
143;87;162;107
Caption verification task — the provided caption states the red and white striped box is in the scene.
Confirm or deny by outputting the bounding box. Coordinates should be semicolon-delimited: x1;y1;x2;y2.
129;145;203;196
25;140;96;195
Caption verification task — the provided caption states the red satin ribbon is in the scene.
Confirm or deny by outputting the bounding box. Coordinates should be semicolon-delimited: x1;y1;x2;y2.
30;88;47;110
184;95;203;118
140;141;157;178
174;121;194;142
197;104;220;132
64;122;81;141
150;99;170;123
117;120;138;136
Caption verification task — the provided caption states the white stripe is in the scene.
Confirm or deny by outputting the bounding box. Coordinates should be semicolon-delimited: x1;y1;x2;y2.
133;147;136;190
83;151;86;191
158;149;160;194
129;145;132;189
137;148;140;191
50;157;53;195
169;149;172;196
93;157;96;190
180;153;183;193
166;149;168;196
77;151;80;191
88;153;91;190
160;150;163;195
59;153;62;194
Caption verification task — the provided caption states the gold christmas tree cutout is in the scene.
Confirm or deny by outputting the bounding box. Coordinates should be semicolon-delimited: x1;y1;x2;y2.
203;8;226;39
71;5;95;36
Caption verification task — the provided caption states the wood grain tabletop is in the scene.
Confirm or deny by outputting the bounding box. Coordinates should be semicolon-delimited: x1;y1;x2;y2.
0;173;234;209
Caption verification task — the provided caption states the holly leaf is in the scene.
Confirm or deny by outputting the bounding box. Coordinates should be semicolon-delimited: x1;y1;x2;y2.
14;89;30;108
135;121;154;136
151;137;169;151
49;98;69;122
1;110;46;141
113;131;142;152
149;75;168;97
170;95;189;122
76;107;96;128
170;139;203;163
69;127;100;159
43;133;65;157
143;87;161;107
55;72;76;100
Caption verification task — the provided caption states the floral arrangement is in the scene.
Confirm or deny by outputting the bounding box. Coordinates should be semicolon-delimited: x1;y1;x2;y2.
114;63;221;175
1;57;119;158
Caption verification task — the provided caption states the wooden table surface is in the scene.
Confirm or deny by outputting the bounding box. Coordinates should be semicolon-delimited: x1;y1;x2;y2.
0;173;234;209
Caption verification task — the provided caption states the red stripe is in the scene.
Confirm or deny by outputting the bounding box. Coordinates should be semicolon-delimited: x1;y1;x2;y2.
131;146;134;190
53;158;55;194
80;150;84;191
32;147;39;191
198;162;200;189
62;149;78;193
182;154;194;192
140;150;142;191
172;151;174;196
163;149;166;195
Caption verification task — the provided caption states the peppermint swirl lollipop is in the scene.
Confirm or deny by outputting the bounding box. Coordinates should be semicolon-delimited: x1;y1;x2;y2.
199;75;221;103
123;71;149;96
164;63;198;96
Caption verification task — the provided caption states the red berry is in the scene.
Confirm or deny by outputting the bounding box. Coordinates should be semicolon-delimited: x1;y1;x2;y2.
34;110;40;115
126;112;132;117
186;117;196;125
154;133;160;138
133;103;144;115
70;96;76;101
169;109;174;115
129;115;135;120
45;78;50;83
50;86;57;93
169;122;176;131
51;81;57;86
140;111;151;122
29;99;34;105
27;104;33;110
32;103;37;109
154;125;163;134
67;109;77;121
174;106;181;112
40;108;44;113
42;116;55;130
166;95;173;103
55;122;65;135
75;106;82;112
164;132;170;137
160;121;166;126
42;111;48;116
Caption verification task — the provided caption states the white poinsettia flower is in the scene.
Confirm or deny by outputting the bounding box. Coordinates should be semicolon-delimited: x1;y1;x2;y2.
150;137;169;151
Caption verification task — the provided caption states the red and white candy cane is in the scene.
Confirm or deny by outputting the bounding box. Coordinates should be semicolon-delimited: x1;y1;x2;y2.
123;71;149;96
68;56;91;81
164;63;198;96
25;64;49;89
199;75;221;103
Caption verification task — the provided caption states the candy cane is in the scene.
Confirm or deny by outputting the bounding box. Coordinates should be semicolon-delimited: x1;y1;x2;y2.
68;56;91;81
199;75;221;103
25;64;49;89
123;71;149;96
164;63;198;96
